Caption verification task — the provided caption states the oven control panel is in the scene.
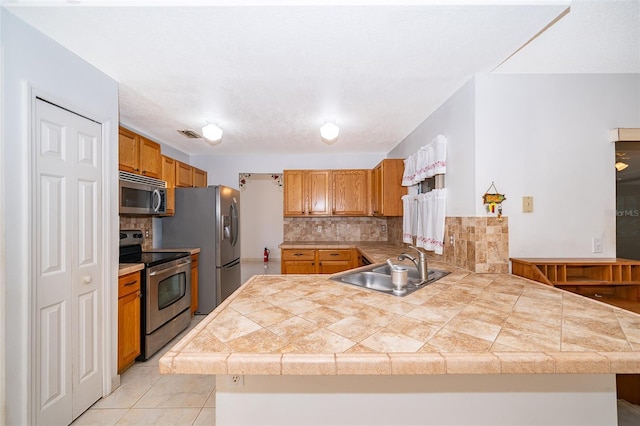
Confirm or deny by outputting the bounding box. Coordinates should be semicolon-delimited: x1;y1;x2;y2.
120;229;144;246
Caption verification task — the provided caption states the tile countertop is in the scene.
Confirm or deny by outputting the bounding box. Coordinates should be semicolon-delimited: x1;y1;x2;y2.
159;243;640;376
118;263;144;277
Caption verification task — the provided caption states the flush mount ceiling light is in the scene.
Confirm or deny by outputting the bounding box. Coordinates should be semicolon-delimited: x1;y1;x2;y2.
320;122;339;145
202;122;223;145
615;161;629;172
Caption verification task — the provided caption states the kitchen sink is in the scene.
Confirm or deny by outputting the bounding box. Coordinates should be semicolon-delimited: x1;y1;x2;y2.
330;264;449;297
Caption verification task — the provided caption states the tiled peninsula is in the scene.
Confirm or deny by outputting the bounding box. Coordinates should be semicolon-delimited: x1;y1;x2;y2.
160;244;640;425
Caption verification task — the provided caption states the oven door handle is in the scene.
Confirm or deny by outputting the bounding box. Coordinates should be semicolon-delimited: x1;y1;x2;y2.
148;257;191;276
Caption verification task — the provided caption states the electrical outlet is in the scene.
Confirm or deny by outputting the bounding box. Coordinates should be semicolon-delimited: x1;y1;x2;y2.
317;225;322;232
228;374;244;387
381;225;387;232
449;235;455;246
145;229;150;238
592;237;603;253
522;196;534;213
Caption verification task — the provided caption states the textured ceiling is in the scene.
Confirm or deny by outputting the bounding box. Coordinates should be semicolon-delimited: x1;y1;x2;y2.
4;1;639;156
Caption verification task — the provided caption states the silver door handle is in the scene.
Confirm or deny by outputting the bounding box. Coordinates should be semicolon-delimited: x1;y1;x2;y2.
152;188;162;212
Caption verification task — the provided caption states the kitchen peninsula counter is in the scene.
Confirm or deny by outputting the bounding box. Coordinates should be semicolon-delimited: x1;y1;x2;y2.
159;245;640;424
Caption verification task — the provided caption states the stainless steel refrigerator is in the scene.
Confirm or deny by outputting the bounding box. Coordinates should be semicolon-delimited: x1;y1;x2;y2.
162;185;241;314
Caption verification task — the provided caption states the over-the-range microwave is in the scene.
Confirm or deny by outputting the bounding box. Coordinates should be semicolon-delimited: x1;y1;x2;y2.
119;171;167;215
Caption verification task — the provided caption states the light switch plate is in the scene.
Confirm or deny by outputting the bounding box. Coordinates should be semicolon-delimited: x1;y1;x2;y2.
522;196;534;213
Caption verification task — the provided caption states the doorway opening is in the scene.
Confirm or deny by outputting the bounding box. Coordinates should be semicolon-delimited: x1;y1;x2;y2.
238;173;283;269
616;142;640;260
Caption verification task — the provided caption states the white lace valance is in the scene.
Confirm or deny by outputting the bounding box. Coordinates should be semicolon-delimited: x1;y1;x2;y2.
402;134;447;186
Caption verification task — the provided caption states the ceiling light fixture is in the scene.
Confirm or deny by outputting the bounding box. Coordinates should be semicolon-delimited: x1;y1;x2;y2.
202;122;223;146
320;122;339;145
615;161;629;172
320;121;340;145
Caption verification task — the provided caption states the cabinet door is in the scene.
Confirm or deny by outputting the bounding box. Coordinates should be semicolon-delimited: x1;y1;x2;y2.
193;168;207;188
118;290;141;372
308;170;331;215
318;260;352;274
118;127;139;173
161;155;176;216
191;254;199;315
372;159;406;217
332;170;369;215
318;249;352;274
176;161;193;187
283;170;306;216
371;165;383;215
281;249;316;274
139;136;162;178
282;261;317;274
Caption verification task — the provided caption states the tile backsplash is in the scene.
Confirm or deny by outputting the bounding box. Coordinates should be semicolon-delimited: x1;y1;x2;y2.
120;216;153;251
283;215;509;273
441;216;509;273
386;216;509;273
283;217;390;242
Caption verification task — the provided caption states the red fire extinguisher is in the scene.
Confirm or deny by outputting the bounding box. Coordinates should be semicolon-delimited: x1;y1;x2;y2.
263;247;270;262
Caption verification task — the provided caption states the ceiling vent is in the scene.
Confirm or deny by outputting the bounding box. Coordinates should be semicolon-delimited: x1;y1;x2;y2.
177;129;202;139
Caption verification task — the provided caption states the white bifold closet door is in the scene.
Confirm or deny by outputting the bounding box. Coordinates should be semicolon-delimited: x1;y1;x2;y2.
34;98;103;425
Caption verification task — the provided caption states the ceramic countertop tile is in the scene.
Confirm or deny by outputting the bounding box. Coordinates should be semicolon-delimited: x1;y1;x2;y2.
160;246;640;377
118;263;144;276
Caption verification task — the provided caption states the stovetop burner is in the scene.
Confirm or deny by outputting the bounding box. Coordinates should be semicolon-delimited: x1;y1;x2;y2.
119;229;189;267
120;251;190;268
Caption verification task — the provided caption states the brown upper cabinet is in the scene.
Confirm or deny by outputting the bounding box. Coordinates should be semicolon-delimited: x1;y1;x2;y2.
284;163;405;217
371;159;406;217
175;161;207;188
161;155;176;216
283;170;331;216
193;167;207;188
331;169;370;216
175;161;193;188
118;127;161;178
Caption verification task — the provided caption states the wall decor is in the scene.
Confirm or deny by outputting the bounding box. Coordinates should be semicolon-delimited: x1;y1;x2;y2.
482;182;506;219
239;173;283;190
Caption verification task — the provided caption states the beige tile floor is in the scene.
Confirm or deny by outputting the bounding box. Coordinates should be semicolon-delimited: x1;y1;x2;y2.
75;261;640;425
72;261;279;426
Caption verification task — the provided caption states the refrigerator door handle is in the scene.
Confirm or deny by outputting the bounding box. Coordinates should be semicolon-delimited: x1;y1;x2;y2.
230;201;239;246
222;258;241;269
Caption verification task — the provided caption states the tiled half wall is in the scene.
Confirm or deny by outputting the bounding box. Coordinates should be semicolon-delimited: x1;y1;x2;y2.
387;216;510;273
284;216;509;273
283;217;390;242
440;217;509;273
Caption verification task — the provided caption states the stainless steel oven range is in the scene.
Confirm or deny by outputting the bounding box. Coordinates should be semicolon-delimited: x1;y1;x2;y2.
119;230;191;360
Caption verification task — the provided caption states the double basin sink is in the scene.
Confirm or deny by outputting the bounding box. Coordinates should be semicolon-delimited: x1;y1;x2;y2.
330;264;449;297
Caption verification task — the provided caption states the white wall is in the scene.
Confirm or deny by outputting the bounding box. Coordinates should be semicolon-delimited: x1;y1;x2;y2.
190;154;385;259
1;10;120;424
474;73;640;258
190;153;385;190
0;12;5;424
217;374;617;426
239;175;284;260
388;79;477;216
390;72;640;259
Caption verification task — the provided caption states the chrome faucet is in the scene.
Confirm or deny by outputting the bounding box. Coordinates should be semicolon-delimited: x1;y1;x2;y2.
398;245;428;283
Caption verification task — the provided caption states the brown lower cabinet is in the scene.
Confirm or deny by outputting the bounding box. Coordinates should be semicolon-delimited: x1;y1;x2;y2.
191;253;199;315
118;271;141;373
281;248;356;274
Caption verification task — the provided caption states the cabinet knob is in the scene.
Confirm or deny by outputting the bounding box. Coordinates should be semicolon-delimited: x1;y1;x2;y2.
83;275;92;284
135;168;139;172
